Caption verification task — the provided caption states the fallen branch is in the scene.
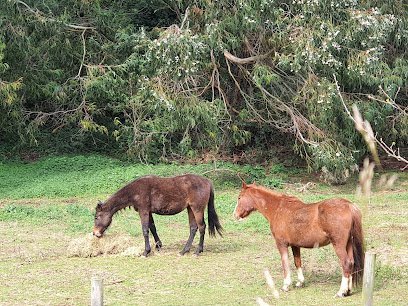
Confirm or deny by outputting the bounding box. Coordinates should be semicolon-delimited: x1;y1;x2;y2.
15;0;96;31
223;50;273;65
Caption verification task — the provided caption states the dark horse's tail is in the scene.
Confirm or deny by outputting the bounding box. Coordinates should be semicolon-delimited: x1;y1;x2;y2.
351;205;365;285
208;186;223;237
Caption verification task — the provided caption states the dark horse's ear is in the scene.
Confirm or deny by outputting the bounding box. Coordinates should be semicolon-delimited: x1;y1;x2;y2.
96;200;103;210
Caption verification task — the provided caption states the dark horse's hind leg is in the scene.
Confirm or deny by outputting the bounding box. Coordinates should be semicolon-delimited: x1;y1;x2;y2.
194;210;206;255
180;207;198;255
149;213;162;251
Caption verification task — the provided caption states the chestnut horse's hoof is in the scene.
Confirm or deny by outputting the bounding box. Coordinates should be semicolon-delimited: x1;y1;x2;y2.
281;286;290;292
334;290;350;298
295;281;304;288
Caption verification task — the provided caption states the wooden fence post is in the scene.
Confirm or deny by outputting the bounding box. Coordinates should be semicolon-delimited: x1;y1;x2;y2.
362;252;376;306
91;276;103;306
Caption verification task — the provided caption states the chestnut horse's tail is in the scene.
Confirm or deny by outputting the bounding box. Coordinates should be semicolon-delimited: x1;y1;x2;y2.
351;205;365;285
208;186;223;237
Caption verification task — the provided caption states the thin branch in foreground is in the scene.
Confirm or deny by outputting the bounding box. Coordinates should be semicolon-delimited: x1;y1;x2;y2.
333;74;408;170
357;158;375;198
256;297;270;306
263;269;280;299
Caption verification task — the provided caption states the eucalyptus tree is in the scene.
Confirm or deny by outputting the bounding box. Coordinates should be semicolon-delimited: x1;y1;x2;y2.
1;0;406;182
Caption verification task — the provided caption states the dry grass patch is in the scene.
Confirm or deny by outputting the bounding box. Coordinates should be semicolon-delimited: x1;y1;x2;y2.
67;233;143;257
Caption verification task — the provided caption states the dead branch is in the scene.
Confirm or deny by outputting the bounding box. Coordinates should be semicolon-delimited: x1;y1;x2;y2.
224;50;325;148
76;30;87;79
223;50;273;65
15;0;96;31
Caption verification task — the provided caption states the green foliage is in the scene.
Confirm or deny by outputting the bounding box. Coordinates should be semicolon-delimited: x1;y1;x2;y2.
0;0;407;182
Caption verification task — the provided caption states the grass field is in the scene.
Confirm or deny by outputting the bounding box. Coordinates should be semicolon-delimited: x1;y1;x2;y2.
0;155;407;305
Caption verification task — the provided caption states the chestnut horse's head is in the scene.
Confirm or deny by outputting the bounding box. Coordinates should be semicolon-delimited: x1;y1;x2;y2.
234;181;257;220
93;201;112;238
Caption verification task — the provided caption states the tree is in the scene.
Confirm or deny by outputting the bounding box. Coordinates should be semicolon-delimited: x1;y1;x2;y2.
0;0;407;182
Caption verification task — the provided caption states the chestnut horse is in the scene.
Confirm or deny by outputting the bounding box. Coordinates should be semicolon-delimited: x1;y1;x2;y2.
93;174;223;256
234;182;364;297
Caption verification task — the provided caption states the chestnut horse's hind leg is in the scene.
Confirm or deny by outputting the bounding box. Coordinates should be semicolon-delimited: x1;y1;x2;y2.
291;246;305;287
333;241;354;297
346;239;354;293
149;213;162;251
180;207;198;255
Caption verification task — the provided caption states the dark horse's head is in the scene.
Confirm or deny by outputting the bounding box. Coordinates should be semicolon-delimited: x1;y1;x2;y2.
93;201;112;238
234;181;257;220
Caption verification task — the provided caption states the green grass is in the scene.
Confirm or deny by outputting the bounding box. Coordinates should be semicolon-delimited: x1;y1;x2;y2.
0;155;407;305
0;155;288;199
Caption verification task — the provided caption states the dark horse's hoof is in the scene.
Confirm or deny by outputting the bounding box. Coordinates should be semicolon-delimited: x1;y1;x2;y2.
142;249;151;257
155;241;162;251
179;249;189;256
194;248;203;256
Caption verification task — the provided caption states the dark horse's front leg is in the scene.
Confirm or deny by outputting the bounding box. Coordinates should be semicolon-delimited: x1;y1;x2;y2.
149;213;162;251
139;211;151;257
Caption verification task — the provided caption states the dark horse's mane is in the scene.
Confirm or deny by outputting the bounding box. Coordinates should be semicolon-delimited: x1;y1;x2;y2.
97;175;158;212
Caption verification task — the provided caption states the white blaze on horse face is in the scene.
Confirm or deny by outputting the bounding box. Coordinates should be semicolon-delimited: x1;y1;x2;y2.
348;275;353;292
233;200;243;221
296;267;305;287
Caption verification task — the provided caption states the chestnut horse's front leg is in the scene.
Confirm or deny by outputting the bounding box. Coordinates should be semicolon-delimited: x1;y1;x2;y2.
277;243;292;291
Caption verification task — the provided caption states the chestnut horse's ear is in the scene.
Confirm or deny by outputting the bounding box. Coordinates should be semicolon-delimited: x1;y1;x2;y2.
237;173;248;189
252;181;256;185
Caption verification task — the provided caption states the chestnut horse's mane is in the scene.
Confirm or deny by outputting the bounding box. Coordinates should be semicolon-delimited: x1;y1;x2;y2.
247;183;301;203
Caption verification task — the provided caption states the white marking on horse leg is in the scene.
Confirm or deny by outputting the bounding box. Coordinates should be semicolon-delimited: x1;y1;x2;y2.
335;276;349;297
295;267;305;287
282;270;291;292
348;275;353;293
280;250;291;291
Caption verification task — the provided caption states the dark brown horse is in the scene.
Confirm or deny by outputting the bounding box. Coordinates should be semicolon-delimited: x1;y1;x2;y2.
234;182;364;297
93;174;223;256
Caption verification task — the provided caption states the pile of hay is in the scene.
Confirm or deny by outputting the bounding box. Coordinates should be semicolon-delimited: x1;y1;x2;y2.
67;233;143;257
